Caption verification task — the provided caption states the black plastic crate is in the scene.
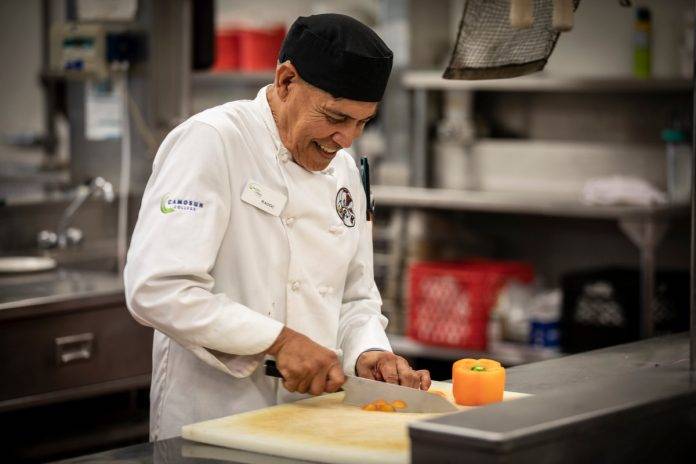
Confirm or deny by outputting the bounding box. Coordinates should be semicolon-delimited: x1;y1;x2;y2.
560;267;689;353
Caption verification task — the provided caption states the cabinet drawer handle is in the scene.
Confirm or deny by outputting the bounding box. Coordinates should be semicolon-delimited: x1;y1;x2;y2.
55;333;94;365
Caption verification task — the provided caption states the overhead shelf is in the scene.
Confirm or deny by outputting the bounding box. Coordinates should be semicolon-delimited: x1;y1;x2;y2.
191;70;275;86
372;185;689;220
402;70;691;92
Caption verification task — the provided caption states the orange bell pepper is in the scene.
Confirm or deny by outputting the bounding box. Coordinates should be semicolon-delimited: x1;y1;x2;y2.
452;358;505;406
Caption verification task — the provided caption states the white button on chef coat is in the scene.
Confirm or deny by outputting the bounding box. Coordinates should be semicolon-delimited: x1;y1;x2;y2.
318;285;334;296
278;149;290;163
124;86;391;441
329;224;345;235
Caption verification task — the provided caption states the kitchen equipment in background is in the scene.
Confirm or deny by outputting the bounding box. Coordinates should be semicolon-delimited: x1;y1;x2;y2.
50;23;108;79
633;6;651;78
214;24;285;72
192;0;215;70
407;260;534;350
433;91;477;190
37;177;114;250
264;360;456;413
662;126;692;203
491;281;535;344
528;289;562;349
50;23;144;79
561;267;690;353
444;0;581;80
0;257;57;274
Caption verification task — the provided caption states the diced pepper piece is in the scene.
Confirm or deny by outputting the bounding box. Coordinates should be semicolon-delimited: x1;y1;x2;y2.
362;403;377;411
429;390;447;398
391;400;407;409
376;403;395;412
452;358;505;406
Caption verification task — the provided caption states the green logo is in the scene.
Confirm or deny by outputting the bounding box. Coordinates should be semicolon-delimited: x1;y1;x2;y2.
160;194;175;214
248;183;262;196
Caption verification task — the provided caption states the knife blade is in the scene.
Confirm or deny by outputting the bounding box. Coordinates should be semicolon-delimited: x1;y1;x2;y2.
264;360;458;413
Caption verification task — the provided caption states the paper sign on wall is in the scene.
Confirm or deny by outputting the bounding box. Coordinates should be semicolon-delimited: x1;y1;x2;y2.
77;0;138;21
85;79;123;141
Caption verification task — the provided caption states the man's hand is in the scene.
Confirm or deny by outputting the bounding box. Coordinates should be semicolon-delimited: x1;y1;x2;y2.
356;351;431;390
266;327;345;396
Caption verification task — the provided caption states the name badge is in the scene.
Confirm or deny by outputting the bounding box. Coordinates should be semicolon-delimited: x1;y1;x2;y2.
241;180;287;217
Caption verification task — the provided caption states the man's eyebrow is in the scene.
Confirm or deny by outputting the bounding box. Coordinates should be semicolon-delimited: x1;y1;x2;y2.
324;108;378;122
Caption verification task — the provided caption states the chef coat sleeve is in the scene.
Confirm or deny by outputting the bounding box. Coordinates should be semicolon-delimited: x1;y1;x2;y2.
337;184;392;375
124;120;284;378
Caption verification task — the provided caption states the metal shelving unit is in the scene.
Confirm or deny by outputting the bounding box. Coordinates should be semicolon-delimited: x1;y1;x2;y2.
191;70;275;87
394;71;692;340
403;70;691;93
373;185;689;220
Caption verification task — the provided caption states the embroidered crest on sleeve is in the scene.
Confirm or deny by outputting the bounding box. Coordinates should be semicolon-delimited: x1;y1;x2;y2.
335;187;355;227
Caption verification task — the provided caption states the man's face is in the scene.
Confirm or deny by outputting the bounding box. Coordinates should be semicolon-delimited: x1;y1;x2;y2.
279;81;378;172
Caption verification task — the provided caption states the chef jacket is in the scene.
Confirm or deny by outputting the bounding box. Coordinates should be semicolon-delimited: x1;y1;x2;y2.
124;86;391;440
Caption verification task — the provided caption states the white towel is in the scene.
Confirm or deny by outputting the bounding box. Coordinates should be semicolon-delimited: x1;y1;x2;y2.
581;176;667;206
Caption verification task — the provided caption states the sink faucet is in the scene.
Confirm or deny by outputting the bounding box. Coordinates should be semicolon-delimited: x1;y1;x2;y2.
38;177;115;249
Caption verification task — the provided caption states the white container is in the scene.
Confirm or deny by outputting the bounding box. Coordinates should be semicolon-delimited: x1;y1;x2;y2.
662;129;692;203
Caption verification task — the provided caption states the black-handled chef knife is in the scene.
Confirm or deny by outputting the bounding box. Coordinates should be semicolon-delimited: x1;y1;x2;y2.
264;360;457;413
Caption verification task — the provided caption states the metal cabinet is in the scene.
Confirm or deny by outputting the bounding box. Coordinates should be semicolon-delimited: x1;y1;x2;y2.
0;299;152;412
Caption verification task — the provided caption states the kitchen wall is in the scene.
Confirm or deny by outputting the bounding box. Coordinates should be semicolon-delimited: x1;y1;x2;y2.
0;1;43;137
0;0;47;201
547;0;693;78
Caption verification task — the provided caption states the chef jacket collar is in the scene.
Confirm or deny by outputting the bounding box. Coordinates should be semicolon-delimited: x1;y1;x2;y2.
255;86;286;158
255;85;336;174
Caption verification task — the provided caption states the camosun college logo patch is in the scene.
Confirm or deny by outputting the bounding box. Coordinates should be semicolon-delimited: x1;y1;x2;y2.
160;194;205;214
335;187;355;227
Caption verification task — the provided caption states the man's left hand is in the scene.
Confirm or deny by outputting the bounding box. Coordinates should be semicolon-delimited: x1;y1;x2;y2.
356;351;431;390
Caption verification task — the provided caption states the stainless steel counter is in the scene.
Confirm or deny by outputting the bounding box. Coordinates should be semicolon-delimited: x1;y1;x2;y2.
412;333;696;463
54;334;696;464
53;437;318;464
0;267;125;320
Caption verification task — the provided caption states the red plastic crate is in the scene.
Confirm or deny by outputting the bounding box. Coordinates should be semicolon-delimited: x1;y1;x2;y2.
238;26;285;71
214;29;241;70
407;260;534;350
213;26;285;72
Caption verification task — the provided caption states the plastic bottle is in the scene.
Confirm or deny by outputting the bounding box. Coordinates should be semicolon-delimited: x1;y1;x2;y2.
661;127;692;203
633;7;651;78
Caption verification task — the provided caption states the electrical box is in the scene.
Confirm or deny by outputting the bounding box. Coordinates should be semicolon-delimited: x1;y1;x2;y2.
50;23;109;79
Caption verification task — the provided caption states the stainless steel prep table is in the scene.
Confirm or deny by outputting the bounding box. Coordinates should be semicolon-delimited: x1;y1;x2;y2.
0;268;152;412
54;334;696;464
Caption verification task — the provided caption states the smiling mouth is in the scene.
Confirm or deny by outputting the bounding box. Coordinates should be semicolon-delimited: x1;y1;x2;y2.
314;141;339;158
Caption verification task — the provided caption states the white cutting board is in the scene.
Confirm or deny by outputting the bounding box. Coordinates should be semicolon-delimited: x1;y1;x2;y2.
182;381;530;464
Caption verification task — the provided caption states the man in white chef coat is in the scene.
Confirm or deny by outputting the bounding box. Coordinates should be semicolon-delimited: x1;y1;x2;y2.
124;13;431;440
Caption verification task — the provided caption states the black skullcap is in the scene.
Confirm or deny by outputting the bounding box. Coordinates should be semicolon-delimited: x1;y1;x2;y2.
279;14;393;102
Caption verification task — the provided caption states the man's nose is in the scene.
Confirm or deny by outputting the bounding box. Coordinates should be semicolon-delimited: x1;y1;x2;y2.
332;131;352;149
332;126;359;149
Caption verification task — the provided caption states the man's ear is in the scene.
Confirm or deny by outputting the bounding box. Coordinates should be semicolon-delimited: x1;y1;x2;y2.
274;61;299;101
